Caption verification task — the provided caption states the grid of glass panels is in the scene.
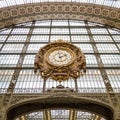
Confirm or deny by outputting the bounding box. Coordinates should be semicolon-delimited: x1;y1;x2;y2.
51;110;69;119
14;70;43;93
106;70;120;93
7;35;27;42
15;110;106;120
0;70;14;93
0;20;120;94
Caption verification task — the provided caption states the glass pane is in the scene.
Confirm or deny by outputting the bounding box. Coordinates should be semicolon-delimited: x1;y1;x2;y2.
0;55;19;67
52;20;68;26
0;70;14;93
22;55;35;67
101;55;120;67
96;44;119;53
93;35;113;42
112;35;120;42
51;28;69;34
77;70;106;93
85;55;98;67
90;28;108;34
33;28;50;34
74;44;94;53
50;35;70;42
1;44;24;53
108;29;120;34
106;70;120;93
71;28;88;34
70;20;85;26
7;35;27;42
14;70;43;93
35;20;50;26
0;35;8;42
71;35;90;42
11;28;30;34
30;35;49;42
0;29;11;35
27;44;46;53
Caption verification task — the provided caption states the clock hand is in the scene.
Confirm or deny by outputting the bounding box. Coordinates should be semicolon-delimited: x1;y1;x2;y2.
59;54;67;58
59;55;64;58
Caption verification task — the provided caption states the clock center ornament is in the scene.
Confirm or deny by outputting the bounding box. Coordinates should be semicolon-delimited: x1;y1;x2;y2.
34;40;86;82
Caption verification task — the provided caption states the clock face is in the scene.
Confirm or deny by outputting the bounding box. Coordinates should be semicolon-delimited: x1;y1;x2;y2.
46;48;74;66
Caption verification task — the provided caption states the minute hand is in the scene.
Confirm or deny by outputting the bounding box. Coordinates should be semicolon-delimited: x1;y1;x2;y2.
59;54;67;58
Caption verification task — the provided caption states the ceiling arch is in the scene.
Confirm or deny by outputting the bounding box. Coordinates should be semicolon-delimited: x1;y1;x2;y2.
7;97;114;120
0;2;120;29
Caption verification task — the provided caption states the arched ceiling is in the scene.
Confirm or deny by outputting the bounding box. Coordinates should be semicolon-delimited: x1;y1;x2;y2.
0;2;120;29
0;0;120;8
7;97;114;120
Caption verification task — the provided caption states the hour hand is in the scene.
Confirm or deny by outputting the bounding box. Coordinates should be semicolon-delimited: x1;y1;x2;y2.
59;55;64;58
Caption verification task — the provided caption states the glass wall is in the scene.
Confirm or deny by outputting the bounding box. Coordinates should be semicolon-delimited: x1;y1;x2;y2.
0;20;120;94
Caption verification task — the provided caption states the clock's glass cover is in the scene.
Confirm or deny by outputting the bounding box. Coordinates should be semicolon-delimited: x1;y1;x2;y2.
48;50;72;66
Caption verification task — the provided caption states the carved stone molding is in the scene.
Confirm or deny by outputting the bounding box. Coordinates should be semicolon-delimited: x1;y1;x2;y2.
0;2;120;29
6;93;115;120
8;93;113;109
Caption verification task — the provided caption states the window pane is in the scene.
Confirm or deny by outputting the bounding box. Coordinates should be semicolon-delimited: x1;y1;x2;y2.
71;28;88;34
93;35;113;42
22;55;35;67
106;70;120;93
0;35;8;42
1;44;24;53
71;35;90;42
14;70;43;93
30;35;49;42
7;35;27;42
74;44;94;53
112;35;120;42
0;55;19;67
52;20;68;26
85;55;98;67
70;20;85;26
51;28;69;34
50;35;70;42
101;55;120;67
0;29;11;35
90;28;108;34
96;44;119;53
0;70;14;93
11;28;30;34
35;20;50;26
33;28;50;34
77;70;106;93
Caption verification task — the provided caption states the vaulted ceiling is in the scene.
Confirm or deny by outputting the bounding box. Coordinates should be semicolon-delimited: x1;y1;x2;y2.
0;1;120;29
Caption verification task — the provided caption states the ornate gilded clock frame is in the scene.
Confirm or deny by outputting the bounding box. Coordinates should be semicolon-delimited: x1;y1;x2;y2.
34;40;86;82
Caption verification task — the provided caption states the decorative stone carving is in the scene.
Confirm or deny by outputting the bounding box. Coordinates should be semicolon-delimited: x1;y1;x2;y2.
79;6;85;13
87;7;93;14
2;10;10;19
102;9;109;17
34;6;41;13
94;8;101;15
0;2;120;29
27;6;34;14
10;9;18;17
110;11;117;19
18;7;26;15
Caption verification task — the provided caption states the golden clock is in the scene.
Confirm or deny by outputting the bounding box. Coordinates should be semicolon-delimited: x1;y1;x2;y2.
34;40;86;82
45;47;75;67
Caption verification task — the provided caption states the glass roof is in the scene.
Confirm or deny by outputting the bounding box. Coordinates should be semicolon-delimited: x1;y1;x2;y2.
0;0;120;8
